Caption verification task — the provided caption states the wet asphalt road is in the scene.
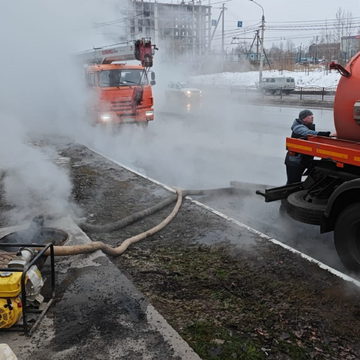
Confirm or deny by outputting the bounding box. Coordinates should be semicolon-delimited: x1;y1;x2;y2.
194;183;346;273
85;88;353;277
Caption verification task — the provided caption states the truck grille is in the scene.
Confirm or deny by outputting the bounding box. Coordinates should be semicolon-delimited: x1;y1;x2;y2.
110;100;134;113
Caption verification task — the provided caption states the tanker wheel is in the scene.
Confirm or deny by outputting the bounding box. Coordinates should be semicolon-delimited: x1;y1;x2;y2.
286;190;326;225
334;203;360;272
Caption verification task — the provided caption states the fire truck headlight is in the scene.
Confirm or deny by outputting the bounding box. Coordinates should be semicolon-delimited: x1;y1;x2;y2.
145;110;154;118
100;113;112;122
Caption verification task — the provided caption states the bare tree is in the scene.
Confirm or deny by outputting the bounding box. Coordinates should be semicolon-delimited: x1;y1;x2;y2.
335;7;354;62
335;7;353;42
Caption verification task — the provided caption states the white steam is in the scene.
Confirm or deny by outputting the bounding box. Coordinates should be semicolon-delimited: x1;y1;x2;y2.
0;0;128;223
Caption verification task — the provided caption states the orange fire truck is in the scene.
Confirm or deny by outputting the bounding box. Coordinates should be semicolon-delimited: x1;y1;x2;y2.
80;39;157;126
258;52;360;271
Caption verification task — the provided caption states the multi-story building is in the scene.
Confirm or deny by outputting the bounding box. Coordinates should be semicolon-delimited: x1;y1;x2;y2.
341;35;360;62
127;0;212;59
308;42;341;62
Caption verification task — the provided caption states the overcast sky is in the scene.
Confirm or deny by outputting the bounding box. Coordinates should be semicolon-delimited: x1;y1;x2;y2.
160;0;360;49
220;0;360;24
211;0;360;48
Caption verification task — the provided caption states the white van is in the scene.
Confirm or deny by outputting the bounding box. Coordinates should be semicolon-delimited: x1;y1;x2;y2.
259;77;295;94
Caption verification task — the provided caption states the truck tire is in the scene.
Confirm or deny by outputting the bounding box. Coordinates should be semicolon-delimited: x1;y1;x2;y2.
286;190;326;225
334;203;360;271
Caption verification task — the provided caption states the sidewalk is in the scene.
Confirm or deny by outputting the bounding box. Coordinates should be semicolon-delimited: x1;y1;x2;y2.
0;218;201;360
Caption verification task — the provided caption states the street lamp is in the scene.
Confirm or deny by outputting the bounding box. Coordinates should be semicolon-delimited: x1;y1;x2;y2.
249;0;265;85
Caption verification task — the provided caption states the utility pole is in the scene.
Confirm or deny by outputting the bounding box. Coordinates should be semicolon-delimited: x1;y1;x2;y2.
154;1;158;45
221;3;225;58
259;10;265;83
192;0;196;57
208;0;211;53
249;0;265;85
209;5;225;55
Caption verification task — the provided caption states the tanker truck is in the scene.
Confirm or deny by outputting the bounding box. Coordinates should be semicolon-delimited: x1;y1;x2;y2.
257;52;360;271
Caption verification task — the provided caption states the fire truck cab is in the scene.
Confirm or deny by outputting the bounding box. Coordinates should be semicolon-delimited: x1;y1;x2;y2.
81;39;156;126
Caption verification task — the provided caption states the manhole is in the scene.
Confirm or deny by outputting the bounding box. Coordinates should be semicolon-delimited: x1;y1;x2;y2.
0;217;68;252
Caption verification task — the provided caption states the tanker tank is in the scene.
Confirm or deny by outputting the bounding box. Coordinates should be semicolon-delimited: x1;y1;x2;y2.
333;52;360;141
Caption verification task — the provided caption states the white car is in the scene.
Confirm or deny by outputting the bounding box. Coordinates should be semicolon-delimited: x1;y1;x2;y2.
165;82;202;113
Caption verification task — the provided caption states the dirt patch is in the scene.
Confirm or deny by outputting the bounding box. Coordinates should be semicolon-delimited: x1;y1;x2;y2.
2;143;360;359
62;145;360;360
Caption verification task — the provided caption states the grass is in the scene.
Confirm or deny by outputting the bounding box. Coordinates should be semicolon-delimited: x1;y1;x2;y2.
183;321;265;360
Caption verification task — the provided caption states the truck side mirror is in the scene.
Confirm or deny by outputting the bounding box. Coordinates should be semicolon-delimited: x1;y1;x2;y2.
150;72;156;86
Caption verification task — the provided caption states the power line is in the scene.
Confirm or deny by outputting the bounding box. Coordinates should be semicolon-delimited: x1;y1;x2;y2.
208;0;232;5
267;23;360;31
267;16;360;24
213;19;360;42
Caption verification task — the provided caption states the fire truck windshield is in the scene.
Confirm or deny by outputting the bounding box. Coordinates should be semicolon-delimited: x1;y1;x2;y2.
99;69;148;87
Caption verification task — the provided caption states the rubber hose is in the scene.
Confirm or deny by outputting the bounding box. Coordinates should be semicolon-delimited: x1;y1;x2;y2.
80;194;177;233
45;188;183;257
42;186;234;257
79;187;233;233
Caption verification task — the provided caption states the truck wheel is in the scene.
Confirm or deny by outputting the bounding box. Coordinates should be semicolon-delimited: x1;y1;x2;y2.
334;203;360;271
286;190;326;225
137;122;148;128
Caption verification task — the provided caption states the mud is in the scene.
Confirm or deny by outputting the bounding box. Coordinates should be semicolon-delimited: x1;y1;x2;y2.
65;144;360;359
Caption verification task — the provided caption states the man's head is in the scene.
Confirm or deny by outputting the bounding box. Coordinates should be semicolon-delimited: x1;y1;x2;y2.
299;109;313;124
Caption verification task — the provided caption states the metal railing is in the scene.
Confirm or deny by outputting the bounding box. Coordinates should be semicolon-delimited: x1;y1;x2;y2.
293;87;336;101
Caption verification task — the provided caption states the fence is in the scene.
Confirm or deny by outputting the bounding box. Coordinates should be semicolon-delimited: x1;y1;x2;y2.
292;87;336;101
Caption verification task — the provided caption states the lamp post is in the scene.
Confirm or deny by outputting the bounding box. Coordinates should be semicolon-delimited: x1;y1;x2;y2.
249;0;265;85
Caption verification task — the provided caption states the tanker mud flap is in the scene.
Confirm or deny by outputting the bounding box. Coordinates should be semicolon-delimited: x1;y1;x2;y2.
256;182;304;202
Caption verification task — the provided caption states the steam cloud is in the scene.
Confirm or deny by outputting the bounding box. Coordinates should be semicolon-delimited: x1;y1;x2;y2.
0;0;128;223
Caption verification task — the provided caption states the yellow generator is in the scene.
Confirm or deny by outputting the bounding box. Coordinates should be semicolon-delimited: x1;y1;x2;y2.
0;245;55;335
0;271;24;328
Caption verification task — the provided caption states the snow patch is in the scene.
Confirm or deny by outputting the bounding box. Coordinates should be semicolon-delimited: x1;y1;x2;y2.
191;68;341;89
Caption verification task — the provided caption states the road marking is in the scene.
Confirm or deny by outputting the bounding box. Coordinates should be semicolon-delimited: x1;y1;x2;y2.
190;199;360;288
90;146;360;289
